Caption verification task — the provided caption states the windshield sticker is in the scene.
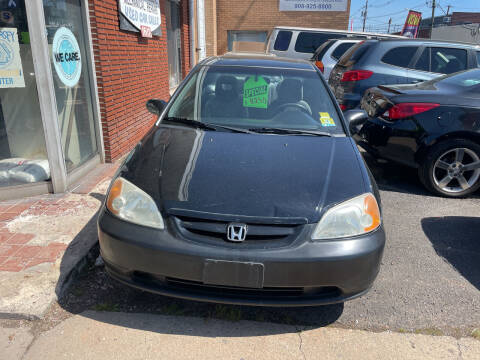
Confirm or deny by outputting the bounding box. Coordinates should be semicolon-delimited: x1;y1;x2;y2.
243;76;268;109
319;112;335;127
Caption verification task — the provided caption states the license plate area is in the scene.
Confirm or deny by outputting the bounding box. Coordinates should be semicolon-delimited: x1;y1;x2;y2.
203;259;264;288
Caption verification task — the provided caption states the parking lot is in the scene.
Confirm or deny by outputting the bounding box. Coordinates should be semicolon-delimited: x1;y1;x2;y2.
58;152;480;338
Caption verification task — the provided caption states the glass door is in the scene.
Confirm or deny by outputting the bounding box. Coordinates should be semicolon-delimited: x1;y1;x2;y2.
43;0;97;172
0;0;50;187
167;0;182;88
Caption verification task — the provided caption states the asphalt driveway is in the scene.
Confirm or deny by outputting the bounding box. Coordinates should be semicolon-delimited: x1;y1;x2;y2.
60;153;480;337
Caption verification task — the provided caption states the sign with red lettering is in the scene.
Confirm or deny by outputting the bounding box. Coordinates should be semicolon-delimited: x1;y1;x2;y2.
141;25;152;38
401;10;422;38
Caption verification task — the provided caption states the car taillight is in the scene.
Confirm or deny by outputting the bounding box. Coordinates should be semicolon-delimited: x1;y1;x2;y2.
385;103;440;120
340;70;373;82
339;104;347;111
315;60;324;73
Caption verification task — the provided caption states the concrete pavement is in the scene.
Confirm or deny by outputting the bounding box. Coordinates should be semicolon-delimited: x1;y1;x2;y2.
1;311;477;360
0;164;118;319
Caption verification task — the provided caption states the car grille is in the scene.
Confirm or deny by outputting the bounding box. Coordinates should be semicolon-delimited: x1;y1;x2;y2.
173;215;302;246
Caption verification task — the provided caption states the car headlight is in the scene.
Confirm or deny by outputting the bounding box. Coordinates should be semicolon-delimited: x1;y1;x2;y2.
106;177;164;229
312;193;380;240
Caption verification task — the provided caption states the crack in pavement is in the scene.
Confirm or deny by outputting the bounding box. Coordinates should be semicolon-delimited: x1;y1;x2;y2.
296;327;307;360
457;340;463;360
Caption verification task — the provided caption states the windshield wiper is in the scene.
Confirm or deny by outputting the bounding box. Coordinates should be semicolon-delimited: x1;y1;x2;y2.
248;127;332;137
163;117;252;134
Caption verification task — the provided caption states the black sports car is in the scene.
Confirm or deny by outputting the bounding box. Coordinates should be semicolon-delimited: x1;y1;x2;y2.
357;69;480;197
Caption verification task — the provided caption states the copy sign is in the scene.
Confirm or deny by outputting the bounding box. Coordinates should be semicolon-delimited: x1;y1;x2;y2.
0;27;25;88
52;27;81;88
119;0;161;37
279;0;348;11
243;76;269;109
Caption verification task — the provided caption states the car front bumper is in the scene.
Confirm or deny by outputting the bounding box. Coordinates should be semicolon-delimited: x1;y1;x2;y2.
98;210;386;307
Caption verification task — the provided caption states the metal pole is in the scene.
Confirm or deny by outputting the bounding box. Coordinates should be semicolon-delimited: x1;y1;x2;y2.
362;0;368;32
387;18;392;33
430;0;436;39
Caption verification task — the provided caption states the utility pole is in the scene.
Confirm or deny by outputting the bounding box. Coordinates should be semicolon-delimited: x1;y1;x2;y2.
446;5;451;16
387;18;392;33
362;0;368;32
430;0;436;39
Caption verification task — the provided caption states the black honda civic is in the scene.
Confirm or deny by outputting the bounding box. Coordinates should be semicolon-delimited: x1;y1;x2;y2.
98;54;385;306
357;69;480;198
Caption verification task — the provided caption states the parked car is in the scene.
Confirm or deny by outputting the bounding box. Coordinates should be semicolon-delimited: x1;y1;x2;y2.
329;39;480;111
267;26;404;60
357;69;480;197
311;38;364;78
98;53;385;306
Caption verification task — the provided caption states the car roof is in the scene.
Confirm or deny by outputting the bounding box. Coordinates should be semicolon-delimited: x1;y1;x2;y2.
364;38;480;49
272;26;404;39
200;53;316;70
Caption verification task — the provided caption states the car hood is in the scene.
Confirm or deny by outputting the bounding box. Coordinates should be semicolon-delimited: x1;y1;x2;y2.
120;126;368;224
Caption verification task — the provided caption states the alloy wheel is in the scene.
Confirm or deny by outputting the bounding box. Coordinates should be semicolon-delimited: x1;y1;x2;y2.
433;147;480;193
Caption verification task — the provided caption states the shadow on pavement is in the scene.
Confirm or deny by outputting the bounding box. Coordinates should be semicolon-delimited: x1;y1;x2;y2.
54;192;105;299
422;216;480;290
361;152;429;196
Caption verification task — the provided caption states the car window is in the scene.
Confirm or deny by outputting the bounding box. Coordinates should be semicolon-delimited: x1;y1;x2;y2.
413;47;430;71
166;65;345;135
331;42;356;60
431;47;467;74
337;41;373;67
476;51;480;67
273;31;292;51
434;69;480;90
295;32;346;54
312;40;335;61
381;46;418;68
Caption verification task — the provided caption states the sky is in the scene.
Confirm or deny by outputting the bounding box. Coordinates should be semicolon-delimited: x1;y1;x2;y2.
349;0;480;33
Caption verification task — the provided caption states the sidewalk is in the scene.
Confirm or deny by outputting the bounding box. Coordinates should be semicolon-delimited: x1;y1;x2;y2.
4;311;480;360
0;163;118;319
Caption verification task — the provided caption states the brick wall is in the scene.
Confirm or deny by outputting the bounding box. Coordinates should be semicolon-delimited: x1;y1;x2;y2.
88;0;190;162
213;0;351;55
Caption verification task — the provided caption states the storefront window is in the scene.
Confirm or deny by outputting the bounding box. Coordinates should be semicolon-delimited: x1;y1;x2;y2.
43;0;97;172
0;0;50;187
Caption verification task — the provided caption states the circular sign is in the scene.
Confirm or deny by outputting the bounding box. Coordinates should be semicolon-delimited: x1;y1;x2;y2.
52;27;81;88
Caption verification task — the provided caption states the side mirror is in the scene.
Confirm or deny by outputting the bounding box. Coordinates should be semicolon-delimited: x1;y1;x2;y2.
343;109;368;134
146;99;167;116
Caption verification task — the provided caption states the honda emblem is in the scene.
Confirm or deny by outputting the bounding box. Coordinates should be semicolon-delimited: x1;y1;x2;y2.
226;223;248;242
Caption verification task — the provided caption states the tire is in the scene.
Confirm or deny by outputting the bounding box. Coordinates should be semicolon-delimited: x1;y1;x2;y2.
419;139;480;198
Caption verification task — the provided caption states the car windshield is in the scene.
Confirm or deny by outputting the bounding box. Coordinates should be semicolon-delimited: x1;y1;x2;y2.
165;65;345;135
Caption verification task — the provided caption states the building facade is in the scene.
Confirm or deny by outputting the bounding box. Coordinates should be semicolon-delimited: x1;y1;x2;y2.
203;0;351;56
0;0;191;200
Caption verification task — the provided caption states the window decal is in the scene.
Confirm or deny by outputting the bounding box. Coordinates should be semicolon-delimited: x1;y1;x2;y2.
243;76;268;109
319;112;335;126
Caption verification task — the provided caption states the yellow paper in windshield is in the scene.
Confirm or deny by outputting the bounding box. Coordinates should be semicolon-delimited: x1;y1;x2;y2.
243;76;268;109
319;112;335;127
